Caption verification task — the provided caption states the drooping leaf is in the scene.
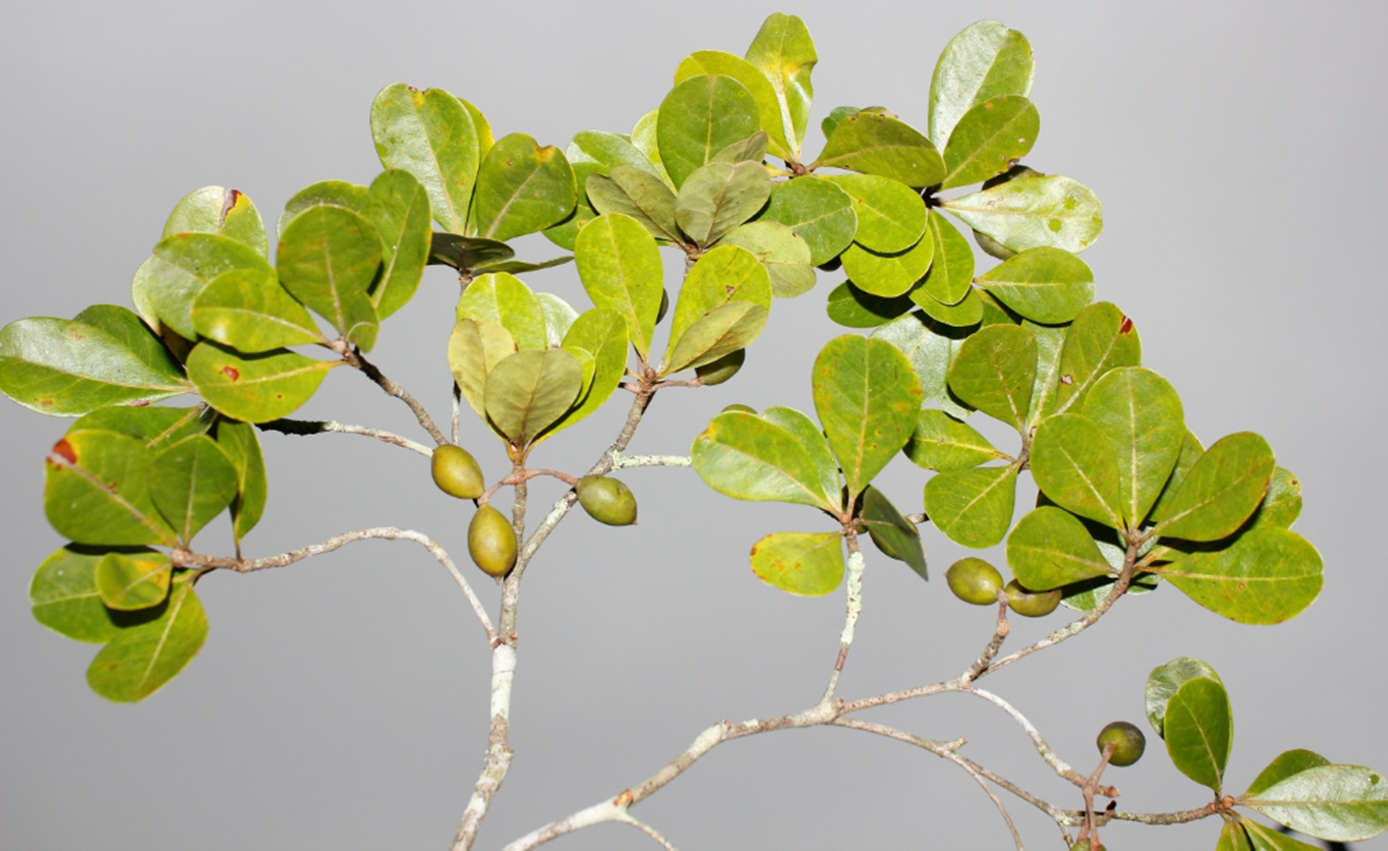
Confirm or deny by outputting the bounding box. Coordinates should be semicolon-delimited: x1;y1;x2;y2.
87;580;208;703
1243;765;1388;842
826;282;913;328
1081;367;1184;527
361;169;432;319
744;13;817;161
760;176;857;266
163;186;269;257
923;465;1017;549
929;21;1035;150
1155;433;1276;542
544;308;628;437
657;75;761;188
136;232;276;340
475;255;574;275
946;323;1036;433
919;211;975;306
719;221;816;298
911;286;985;328
1028;413;1124;529
574;214;664;358
1217;820;1257;851
148;434;238;544
815;112;945;187
455;272;547;351
840;235;934;298
370;84;479;233
940;174;1103;254
483;349;584;446
586;167;682;242
470;133;577;241
276;205;381;351
1054;301;1141;415
1146;656;1226;739
675;50;791;159
812;335;922;498
429;233;513;270
1161;527;1323;624
1248;750;1333;797
448;318;517;421
904;409;1007;471
1240;820;1323;851
975;247;1094;324
691;408;840;511
1164;676;1234;793
660;302;768;376
30;546;126;642
674;161;770;247
44;430;176;547
1006;505;1112;591
669;245;773;346
820;173;926;253
750;531;844;597
941;95;1040;189
0;315;188;416
858;486;926;579
94;551;172;611
216;419;267;544
187;343;336;423
192;268;324;353
277;180;369;236
869;310;969;405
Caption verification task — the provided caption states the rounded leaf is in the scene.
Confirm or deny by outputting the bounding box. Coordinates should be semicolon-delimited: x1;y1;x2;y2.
187;343;336;423
750;531;844;597
483;349;584;446
87;580;208;703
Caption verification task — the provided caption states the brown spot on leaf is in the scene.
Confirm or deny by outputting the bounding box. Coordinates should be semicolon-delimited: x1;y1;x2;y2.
984;102;994;110
51;438;77;465
1060;374;1074;385
1119;316;1134;334
222;366;241;381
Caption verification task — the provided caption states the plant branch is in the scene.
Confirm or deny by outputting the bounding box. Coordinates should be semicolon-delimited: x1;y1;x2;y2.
343;347;448;446
822;533;865;703
957;685;1088;786
172;527;495;643
610;452;691;469
257;418;434;456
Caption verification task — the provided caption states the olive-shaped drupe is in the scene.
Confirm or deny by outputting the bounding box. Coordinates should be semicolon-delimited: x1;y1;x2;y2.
1005;579;1062;618
575;475;638;526
695;349;745;386
432;444;484;500
945;558;1005;605
1097;720;1146;767
468;504;517;578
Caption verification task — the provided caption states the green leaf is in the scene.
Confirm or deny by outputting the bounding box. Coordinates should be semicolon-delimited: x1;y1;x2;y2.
1054;301;1142;415
458;96;494;154
744;13;817;161
1243;765;1388;842
94;551;172;611
538;292;579;349
163;186;269;258
1240;819;1323;851
187;343;336;423
820;173;926;253
30;546;127;642
691;408;839;511
216;420;267;544
924;465;1018;549
669;245;773;346
148;434;238;544
370;84;479;233
448;318;517;422
544;308;628;437
1025;320;1065;428
975;247;1094;324
429;233;514;270
628;109;676;188
911;285;984;328
674;161;770;247
1029;413;1124;528
45;430;176;546
1006;505;1112;591
136;232;276;340
712;131;769;164
575;214;664;358
1155;433;1276;542
276;205;382;351
947;324;1036;432
1146;656;1225;739
919;211;975;306
929;21;1035;150
1082;367;1185;527
475;256;574;276
87;580;208;703
750;531;843;597
815;112;944;187
586;167;682;242
192;268;324;353
941;96;1040;189
719;221;816;298
941;174;1103;254
761;176;857;266
1218;820;1257;851
1248;750;1333;797
1161;527;1323;624
483;349;584;446
71;406;209;450
869;310;969;405
841;235;934;298
858;486;926;579
826;282;914;328
361;169;432;319
1249;467;1303;530
675;50;791;159
470;133;576;241
904;409;1006;472
1059;571;1161;613
568;130;664;183
277;180;369;236
657;75;761;188
0;315;188;416
813;335;922;498
661;302;769;375
455;272;548;351
1164;676;1234;793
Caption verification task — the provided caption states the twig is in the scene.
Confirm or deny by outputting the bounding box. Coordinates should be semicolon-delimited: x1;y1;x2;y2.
822;537;865;702
172;527;495;643
343;348;448;446
616;813;679;851
961;597;1011;683
958;685;1087;786
611;453;691;469
257;418;433;456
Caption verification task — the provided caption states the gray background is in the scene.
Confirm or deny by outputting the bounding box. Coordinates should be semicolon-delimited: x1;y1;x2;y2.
2;1;1385;849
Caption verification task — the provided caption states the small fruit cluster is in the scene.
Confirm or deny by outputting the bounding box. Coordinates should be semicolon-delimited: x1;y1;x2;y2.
943;557;1061;617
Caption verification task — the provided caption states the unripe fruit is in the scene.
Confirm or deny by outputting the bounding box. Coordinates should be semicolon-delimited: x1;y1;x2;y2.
575;475;637;526
721;403;756;414
945;557;1004;605
1097;720;1146;767
1069;841;1106;851
468;505;516;578
431;444;484;500
1005;579;1062;617
695;349;745;386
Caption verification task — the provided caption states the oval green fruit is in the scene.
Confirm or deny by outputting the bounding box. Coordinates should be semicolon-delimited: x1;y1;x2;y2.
1096;720;1146;767
721;403;757;414
575;475;637;526
1069;840;1106;851
945;557;1004;605
1005;579;1061;617
468;504;516;578
432;444;484;500
695;348;745;386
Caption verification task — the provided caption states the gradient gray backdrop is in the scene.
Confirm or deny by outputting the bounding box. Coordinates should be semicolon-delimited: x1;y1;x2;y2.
2;2;1385;849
